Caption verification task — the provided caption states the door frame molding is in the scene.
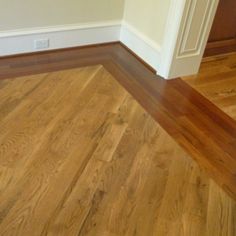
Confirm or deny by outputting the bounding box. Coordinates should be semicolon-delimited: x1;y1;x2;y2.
159;0;220;79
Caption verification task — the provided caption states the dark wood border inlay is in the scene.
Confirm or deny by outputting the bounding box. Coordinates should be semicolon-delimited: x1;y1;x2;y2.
205;39;236;57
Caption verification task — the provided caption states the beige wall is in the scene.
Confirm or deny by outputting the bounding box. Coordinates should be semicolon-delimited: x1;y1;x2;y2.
1;0;170;45
123;0;171;45
0;0;125;31
1;0;172;47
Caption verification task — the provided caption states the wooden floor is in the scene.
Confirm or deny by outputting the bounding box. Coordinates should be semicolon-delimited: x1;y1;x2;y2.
1;43;236;200
0;64;235;236
183;53;236;120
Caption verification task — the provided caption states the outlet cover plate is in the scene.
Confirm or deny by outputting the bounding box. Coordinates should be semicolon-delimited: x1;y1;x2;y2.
34;39;49;50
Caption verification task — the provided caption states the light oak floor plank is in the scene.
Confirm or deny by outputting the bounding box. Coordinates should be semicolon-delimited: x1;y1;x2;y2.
183;53;236;120
0;65;235;236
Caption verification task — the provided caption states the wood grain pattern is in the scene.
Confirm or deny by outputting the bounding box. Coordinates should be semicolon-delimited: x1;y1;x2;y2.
0;42;236;202
205;0;236;56
0;65;235;236
183;53;236;120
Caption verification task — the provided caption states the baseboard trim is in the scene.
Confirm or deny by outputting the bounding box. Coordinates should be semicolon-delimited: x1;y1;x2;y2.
0;42;120;59
0;21;122;38
120;21;161;73
0;21;163;77
0;21;121;56
120;42;157;73
205;38;236;57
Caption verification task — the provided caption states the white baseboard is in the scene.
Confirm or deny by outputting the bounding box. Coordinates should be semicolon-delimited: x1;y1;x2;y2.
0;20;168;78
0;21;121;56
120;21;162;73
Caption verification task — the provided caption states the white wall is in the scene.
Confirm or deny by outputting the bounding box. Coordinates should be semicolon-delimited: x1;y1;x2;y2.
0;0;125;31
123;0;171;46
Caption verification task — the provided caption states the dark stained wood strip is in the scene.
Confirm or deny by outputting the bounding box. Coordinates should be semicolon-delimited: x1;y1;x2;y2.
0;42;236;199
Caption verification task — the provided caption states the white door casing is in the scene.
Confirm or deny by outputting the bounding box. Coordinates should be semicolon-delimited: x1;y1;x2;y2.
159;0;220;79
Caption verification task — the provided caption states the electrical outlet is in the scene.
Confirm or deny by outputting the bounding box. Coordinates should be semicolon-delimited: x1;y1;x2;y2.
34;39;49;50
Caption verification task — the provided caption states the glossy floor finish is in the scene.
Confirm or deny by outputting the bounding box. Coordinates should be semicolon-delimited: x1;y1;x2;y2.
183;53;236;120
1;43;236;200
0;65;235;236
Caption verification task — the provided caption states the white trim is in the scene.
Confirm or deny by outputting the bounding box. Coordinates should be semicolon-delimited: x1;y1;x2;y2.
159;0;219;79
177;0;214;58
158;0;187;79
120;22;161;52
0;21;121;56
0;21;121;38
120;21;161;72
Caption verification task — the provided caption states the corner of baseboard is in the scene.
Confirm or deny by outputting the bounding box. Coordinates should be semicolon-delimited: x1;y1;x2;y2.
0;20;173;80
120;21;162;73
